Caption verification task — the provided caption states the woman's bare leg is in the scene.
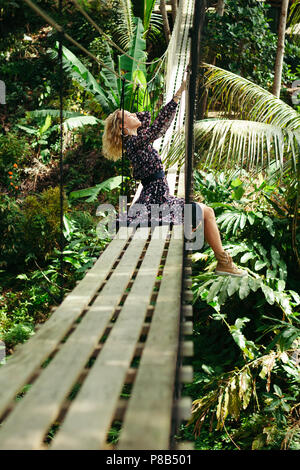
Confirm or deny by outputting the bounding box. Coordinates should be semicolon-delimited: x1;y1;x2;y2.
196;202;223;254
195;202;247;276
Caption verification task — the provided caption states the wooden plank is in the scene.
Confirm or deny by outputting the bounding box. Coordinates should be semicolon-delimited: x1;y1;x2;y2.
179;366;193;384
182;321;193;336
166;166;177;196
0;227;134;419
117;224;184;450
176;396;193;421
177;168;185;198
50;225;169;450
182;341;194;357
0;227;144;450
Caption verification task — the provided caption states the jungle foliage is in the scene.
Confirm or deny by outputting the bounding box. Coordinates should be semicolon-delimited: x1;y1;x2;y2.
178;169;300;450
0;0;299;450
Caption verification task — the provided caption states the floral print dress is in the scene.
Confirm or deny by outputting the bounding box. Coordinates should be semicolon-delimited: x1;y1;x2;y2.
116;98;200;230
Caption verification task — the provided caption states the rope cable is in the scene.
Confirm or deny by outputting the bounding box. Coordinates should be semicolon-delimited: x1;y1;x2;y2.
136;84;140;112
120;78;126;196
58;0;64;303
130;84;139;112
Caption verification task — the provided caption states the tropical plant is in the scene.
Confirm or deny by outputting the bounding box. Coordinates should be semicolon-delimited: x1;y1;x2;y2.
287;0;300;44
0;133;29;188
0;208;109;350
200;0;279;89
16;114;57;164
68;175;124;203
26;109;102;132
183;168;300;450
166;64;300;176
49;16;153;115
115;0;164;49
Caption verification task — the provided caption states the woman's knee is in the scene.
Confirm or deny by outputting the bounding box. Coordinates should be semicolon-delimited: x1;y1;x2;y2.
197;203;215;220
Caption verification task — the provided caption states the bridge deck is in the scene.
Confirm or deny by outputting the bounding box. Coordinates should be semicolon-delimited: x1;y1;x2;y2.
0;167;194;450
0;0;196;450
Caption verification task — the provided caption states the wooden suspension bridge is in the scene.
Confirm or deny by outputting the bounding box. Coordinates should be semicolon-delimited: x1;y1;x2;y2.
0;0;204;450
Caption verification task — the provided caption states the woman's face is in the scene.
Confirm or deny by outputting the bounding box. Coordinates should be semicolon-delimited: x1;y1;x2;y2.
118;110;141;133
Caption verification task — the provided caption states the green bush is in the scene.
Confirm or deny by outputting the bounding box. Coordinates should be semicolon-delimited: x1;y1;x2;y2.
0;194;26;267
22;186;69;264
2;323;35;349
184;169;300;450
0;187;68;269
0;133;29;187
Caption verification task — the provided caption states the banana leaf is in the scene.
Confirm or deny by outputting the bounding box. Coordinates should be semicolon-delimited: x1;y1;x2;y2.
69;176;124;202
118;17;148;110
99;43;120;108
52;43;113;114
27;109;102;131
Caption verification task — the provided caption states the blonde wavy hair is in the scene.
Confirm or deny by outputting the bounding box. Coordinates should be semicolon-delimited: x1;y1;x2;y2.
102;109;123;161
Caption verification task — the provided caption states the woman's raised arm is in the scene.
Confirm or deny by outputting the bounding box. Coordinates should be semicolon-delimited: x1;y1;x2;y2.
132;74;187;146
133;98;178;146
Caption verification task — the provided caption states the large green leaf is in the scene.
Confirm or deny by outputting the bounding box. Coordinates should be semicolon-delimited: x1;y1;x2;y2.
63;115;101;131
69;176;123;202
27;109;102;131
28;109;83;119
52;43;113;113
143;0;156;32
118;17;147;110
113;0;135;51
99;44;120;108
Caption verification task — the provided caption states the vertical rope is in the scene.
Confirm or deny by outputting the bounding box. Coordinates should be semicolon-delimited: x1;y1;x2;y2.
143;83;148;109
120;77;125;196
136;84;140;112
130;85;138;112
185;0;206;205
58;0;64;303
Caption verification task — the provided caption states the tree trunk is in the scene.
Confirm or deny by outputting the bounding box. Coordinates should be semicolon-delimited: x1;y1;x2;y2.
160;0;171;42
272;0;289;98
216;0;224;16
198;0;224;118
170;0;177;22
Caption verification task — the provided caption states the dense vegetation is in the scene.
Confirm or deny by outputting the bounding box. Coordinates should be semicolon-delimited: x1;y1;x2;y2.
0;0;299;450
178;168;300;450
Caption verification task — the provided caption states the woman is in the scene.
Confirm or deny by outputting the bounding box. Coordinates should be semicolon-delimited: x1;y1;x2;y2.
102;80;246;277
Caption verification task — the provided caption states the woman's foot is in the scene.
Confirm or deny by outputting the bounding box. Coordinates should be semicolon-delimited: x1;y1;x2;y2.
214;250;247;277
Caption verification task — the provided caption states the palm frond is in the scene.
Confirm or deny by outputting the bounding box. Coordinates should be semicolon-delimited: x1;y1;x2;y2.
143;0;157;32
63;115;101;131
27;110;83;119
202;63;300;131
27;110;102;131
145;11;165;46
162;127;185;169
112;0;135;51
162;119;300;178
288;0;300;29
195;119;300;176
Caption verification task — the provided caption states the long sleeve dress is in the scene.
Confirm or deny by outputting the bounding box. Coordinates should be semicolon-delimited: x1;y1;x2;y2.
117;98;199;230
